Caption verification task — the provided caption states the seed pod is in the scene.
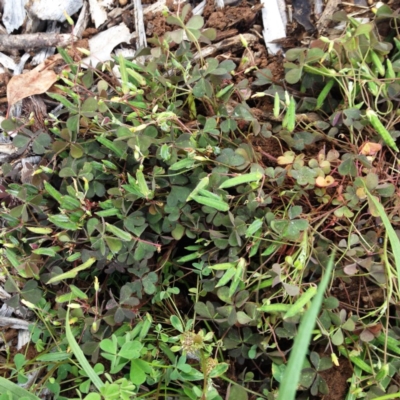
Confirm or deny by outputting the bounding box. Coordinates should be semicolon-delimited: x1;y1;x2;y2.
370;51;385;77
274;92;280;118
366;109;399;152
386;59;395;79
284;286;317;320
285;96;296;133
316;79;335;109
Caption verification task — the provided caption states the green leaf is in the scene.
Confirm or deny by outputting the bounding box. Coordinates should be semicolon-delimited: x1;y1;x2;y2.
364;185;400;291
105;236;123;253
253;68;273;86
99;338;117;354
215;267;236;288
118;341;142;359
172;224;185;240
288;205;302;220
13;135;30;148
142;272;157;294
32;247;59;256
228;384;248;400
194;301;215;318
1;119;18;132
5;249;20;268
67;115;79;134
32;132;51;154
65;309;104;391
186;15;204;29
170;315;184;333
285;68;302;84
166;15;183;27
277;252;335;400
169;158;196;170
0;377;41;400
48;214;80;230
60;195;81;210
26;227;53;234
354;22;374;36
36;352;71;362
338;157;357;177
130;359;149;385
168;29;184;44
209;262;236;270
209;362;229;378
59;167;77;177
191;194;229;212
136;170;153;199
105;223;132;241
193;78;213;98
331;328;344;346
47;93;77;111
96;136;125;158
70;285;88;300
46;257;96;284
44;182;62;202
82;97;98;112
70;143;84;159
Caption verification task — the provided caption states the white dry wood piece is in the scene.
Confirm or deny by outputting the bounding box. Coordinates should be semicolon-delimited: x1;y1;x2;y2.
88;0;109;28
133;0;147;49
14;53;31;75
27;0;83;22
0;143;19;155
0;33;76;52
192;0;206;16
115;47;137;59
20;370;41;390
0;316;30;330
32;22;60;66
260;0;287;55
0;289;11;301
17;329;31;350
215;0;225;8
2;0;27;33
193;33;257;60
8;52;30;119
73;0;90;38
315;0;324;15
0;304;13;319
82;23;133;66
316;0;341;30
0;52;17;71
143;0;186;15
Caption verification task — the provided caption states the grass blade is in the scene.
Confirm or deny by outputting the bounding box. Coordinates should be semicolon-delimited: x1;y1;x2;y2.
364;186;400;290
277;252;335;400
0;376;40;399
65;308;104;391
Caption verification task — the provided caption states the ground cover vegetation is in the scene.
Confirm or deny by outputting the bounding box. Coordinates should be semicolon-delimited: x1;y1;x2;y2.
1;4;400;400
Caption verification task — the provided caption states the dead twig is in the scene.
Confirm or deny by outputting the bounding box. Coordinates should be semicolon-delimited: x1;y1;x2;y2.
0;33;75;52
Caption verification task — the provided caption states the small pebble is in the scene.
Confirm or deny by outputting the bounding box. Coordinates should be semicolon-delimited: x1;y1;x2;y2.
119;0;128;5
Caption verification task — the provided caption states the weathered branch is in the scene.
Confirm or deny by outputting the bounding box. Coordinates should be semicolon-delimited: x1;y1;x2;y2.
0;33;76;51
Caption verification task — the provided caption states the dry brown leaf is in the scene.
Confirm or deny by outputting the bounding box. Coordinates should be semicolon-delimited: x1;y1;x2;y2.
7;58;61;106
359;142;382;156
315;175;335;187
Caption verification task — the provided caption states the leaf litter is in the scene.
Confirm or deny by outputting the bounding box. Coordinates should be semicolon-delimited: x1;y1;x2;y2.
0;0;399;399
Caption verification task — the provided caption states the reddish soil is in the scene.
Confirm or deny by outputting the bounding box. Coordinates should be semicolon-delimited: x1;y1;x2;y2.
318;357;353;400
204;0;261;30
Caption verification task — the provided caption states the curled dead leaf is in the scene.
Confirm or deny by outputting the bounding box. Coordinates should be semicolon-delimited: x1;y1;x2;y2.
7;55;62;106
359;142;382;156
356;187;367;200
315;175;335;187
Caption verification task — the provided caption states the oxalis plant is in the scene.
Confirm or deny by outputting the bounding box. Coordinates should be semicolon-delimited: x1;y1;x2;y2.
1;3;400;400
